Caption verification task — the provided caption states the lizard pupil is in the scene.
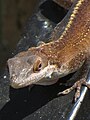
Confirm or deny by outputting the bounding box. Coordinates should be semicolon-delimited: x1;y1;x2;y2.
38;63;41;69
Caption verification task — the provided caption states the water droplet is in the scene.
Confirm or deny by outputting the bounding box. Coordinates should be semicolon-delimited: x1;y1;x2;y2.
40;116;42;119
3;76;7;79
24;36;26;39
43;21;49;28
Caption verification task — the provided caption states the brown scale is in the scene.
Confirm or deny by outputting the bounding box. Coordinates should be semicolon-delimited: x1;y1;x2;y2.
34;0;90;69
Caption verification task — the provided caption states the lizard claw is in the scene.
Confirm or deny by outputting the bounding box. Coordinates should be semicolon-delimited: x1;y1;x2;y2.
58;86;74;95
58;79;90;102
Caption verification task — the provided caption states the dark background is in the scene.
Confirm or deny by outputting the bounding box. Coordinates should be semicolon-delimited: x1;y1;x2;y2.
0;0;90;120
0;0;38;74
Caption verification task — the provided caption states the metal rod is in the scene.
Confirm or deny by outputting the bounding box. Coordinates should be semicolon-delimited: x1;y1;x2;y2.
67;69;90;120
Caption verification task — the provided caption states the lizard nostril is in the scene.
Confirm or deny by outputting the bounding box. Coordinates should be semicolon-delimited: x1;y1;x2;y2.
10;74;17;81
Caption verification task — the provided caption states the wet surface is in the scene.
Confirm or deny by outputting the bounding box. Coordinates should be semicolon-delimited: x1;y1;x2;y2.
0;0;90;120
0;70;10;110
0;71;74;120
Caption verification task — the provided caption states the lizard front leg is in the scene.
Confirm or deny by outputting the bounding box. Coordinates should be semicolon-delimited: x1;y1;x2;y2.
53;0;74;10
58;60;90;102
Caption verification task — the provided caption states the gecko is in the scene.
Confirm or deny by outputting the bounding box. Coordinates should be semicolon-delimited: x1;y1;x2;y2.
7;0;90;101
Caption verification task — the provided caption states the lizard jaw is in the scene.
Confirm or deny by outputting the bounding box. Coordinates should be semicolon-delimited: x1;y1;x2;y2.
8;61;58;88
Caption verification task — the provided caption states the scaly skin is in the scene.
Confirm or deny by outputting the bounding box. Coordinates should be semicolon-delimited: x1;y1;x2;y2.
53;0;74;10
8;0;90;101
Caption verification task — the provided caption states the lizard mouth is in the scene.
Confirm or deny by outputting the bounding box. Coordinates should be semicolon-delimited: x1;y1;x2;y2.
13;65;57;88
10;74;20;88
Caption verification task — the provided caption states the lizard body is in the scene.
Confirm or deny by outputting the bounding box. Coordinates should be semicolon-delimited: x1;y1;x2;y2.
8;0;90;100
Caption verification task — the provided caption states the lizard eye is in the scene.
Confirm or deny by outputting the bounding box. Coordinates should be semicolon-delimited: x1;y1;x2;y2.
33;59;42;72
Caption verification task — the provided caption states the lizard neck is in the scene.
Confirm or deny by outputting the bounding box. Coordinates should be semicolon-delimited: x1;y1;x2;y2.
37;0;90;65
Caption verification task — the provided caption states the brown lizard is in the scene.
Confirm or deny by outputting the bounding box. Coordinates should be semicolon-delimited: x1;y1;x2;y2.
7;0;90;101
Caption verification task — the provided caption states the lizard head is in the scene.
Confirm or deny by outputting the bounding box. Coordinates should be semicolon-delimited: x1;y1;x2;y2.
7;48;58;88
